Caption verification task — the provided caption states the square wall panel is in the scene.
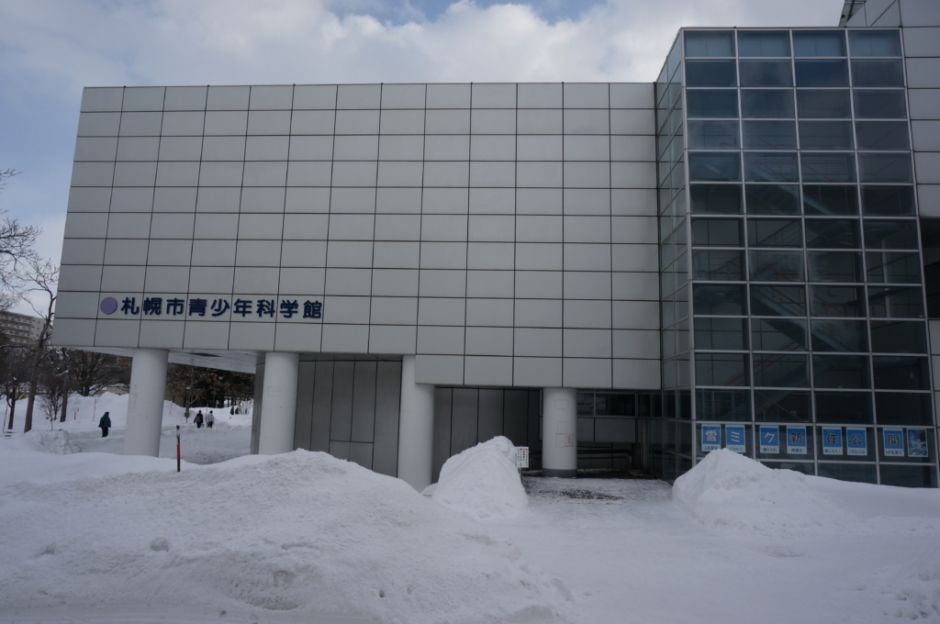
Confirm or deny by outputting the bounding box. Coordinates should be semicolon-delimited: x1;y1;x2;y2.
245;136;289;160
56;291;101;319
379;136;424;161
161;112;206;137
464;356;513;386
370;297;418;325
106;213;151;238
71;162;114;187
467;242;514;270
563;329;612;358
279;267;326;294
241;188;286;213
514;328;562;356
144;267;190;292
240;213;285;239
613;359;661;389
516;188;562;215
422;188;469;213
564;300;612;329
612;272;659;301
58;265;103;292
233;267;280;294
138;320;185;348
110;187;154;212
274;323;322;352
425;110;471;135
372;269;419;296
324;268;373;295
164;86;207;111
465;327;514;356
426;84;471;108
612;301;659;330
207;86;250;111
293;85;337;110
61;238;105;265
469;188;514;215
321;324;369;353
194;213;238;239
417;326;465;354
337;84;382;109
610;84;654;109
564;272;611;300
182;320;231;350
49;318;96;347
513;356;561;387
289;135;334;160
380;110;426;134
420;242;467;269
564;83;609;109
156;162;201;187
381;84;426;109
116;137;159;161
518;84;562;108
611;109;656;135
424;135;470;160
281;240;328;267
613;329;660;359
68;187;112;212
415;354;464;384
159;137;203;161
118;112;162;137
373;242;420;269
612;189;657;216
188;266;235;293
250;85;293;110
153;187;198;212
517;110;563;135
78;112;121;137
418;269;465;297
466;270;514;298
514;271;562;299
291;110;336;135
563;358;612;387
202;136;246;161
104;239;147;266
369;324;417;354
191;240;237;266
147;240;194;266
285;188;331;213
94;320;140;348
229;322;276;351
417;297;466;325
81;88;123;113
335;111;380;135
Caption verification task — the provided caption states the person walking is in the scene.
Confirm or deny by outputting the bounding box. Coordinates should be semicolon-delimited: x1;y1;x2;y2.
206;411;215;429
98;412;111;438
194;410;204;429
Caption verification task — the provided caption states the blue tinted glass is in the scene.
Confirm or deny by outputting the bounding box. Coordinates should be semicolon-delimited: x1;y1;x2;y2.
797;90;851;118
693;284;747;315
689;152;742;181
687;90;739;118
793;31;846;57
808;251;864;282
805;219;861;249
803;185;858;215
851;60;905;87
853;90;907;119
799;121;854;150
741;90;794;118
689;121;740;149
849;31;901;57
858;154;913;183
855;121;910;150
691;184;743;214
740;61;793;87
801;153;857;183
795;60;849;87
750;285;806;316
743;121;797;150
813;355;871;389
862;186;915;216
686;60;737;87
685;31;735;57
738;31;791;57
744;152;799;182
811;319;868;352
746;185;800;215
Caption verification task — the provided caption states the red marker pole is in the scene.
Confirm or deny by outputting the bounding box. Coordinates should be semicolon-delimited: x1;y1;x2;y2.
176;425;181;473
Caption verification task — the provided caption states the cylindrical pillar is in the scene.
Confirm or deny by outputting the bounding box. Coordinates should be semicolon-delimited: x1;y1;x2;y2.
397;355;435;491
542;387;577;478
124;348;169;457
258;351;299;455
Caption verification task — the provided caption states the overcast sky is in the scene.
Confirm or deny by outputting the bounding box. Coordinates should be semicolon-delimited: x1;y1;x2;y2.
0;0;844;313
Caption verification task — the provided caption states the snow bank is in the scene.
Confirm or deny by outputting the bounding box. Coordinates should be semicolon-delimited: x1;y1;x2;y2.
886;542;940;620
0;449;570;623
428;436;528;523
673;449;846;536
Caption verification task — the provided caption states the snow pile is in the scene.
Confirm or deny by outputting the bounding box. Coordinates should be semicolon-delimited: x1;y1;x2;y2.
29;429;81;454
428;436;528;523
887;542;940;620
673;449;846;536
0;449;570;623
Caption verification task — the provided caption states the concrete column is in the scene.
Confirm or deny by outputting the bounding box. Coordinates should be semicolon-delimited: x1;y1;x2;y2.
397;355;435;491
542;387;577;478
124;348;169;457
257;352;299;455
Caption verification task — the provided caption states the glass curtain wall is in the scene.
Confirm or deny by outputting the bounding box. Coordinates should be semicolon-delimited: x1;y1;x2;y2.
672;27;938;486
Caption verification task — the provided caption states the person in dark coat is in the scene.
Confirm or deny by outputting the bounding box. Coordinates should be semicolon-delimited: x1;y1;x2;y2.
98;412;111;437
194;411;204;428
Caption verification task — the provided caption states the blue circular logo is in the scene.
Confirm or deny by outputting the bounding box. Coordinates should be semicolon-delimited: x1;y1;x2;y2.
100;297;118;315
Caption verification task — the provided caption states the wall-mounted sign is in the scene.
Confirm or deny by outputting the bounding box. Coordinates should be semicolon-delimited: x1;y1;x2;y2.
515;447;529;468
786;426;807;455
907;429;928;458
883;428;904;457
99;296;323;320
759;426;779;454
846;428;867;456
725;425;746;453
701;425;721;452
822;427;843;456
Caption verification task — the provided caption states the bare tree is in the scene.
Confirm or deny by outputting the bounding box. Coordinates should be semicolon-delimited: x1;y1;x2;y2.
68;350;130;396
21;258;57;433
0;346;30;430
0;170;41;293
37;348;69;426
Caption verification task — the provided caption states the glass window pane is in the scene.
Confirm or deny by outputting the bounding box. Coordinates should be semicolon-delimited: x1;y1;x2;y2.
797;90;851;118
793;31;846;57
688;121;740;149
813;354;871;389
863;220;918;250
795;60;849;87
855;121;910;150
805;219;861;249
750;285;806;316
753;354;809;387
685;31;735;57
849;31;901;57
691;184;742;214
694;317;748;350
752;318;808;351
817;463;878;483
747;218;803;247
807;251;864;282
693;284;746;315
858;154;913;183
851;60;905;87
742;121;797;150
810;319;868;352
744;152;799;182
853;90;907;119
746;184;800;215
696;353;749;386
749;250;804;282
866;252;921;284
696;390;751;420
738;31;791;57
741;90;795;118
686;90;739;118
801;153;857;183
689;152;742;181
868;286;925;318
875;392;932;425
693;250;745;280
880;465;938;487
739;60;793;87
870;320;927;353
692;218;743;246
815;391;873;423
798;121;854;150
872;356;929;390
754;389;811;422
803;185;859;215
862;186;915;216
686;60;737;87
810;285;866;317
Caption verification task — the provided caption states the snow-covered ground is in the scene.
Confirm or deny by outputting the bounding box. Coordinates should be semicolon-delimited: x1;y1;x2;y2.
1;395;939;623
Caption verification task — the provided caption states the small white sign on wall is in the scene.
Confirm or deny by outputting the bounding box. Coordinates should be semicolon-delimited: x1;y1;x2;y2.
515;447;530;468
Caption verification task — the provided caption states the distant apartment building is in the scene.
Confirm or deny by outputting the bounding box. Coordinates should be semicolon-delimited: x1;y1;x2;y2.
0;310;46;347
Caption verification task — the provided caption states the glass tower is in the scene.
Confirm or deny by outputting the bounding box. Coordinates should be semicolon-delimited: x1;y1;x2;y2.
656;28;938;487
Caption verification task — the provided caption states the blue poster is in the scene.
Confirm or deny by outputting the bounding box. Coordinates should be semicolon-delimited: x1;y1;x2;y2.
701;425;721;452
908;428;929;458
759;426;779;454
786;426;807;455
725;425;746;453
883;428;904;457
846;428;867;456
821;427;843;456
